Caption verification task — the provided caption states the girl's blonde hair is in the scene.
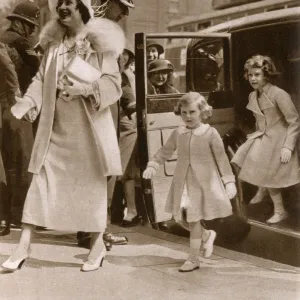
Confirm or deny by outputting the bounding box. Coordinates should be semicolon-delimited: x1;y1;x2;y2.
174;92;212;119
244;55;280;81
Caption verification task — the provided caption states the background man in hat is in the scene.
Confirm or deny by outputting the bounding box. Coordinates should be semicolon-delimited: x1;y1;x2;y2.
77;0;135;249
0;0;40;236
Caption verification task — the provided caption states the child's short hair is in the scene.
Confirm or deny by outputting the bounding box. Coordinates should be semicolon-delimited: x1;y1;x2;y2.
244;55;280;81
174;92;212;119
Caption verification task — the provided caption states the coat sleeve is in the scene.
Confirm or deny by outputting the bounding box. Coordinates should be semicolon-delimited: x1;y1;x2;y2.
274;89;300;151
13;37;40;78
210;127;235;185
147;129;177;170
0;46;19;105
12;47;47;119
88;51;122;111
120;85;136;119
0;47;19;92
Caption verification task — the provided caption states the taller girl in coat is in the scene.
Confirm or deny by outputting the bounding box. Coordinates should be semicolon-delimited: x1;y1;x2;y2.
2;0;124;272
232;55;300;224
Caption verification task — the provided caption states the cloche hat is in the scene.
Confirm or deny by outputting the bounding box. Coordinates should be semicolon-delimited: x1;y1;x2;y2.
146;40;164;55
148;59;174;73
119;0;135;8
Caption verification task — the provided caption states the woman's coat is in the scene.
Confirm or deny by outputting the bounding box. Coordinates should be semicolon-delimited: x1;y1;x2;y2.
22;18;124;176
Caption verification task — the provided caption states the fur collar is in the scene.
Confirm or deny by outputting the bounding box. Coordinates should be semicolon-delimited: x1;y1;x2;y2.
39;18;125;57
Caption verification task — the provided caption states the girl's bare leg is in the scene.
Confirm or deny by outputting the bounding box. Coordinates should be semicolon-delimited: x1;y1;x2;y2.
123;179;137;221
267;188;288;224
249;187;268;204
179;221;202;272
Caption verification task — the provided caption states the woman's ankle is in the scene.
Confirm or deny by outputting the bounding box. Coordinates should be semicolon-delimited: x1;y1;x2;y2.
123;212;137;221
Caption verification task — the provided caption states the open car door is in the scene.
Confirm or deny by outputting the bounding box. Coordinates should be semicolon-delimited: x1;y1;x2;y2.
135;33;233;228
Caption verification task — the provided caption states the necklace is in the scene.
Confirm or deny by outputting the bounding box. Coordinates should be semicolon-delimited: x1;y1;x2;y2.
61;35;90;56
63;37;76;52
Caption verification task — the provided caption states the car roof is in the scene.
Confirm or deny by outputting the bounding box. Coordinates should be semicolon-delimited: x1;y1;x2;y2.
200;7;300;33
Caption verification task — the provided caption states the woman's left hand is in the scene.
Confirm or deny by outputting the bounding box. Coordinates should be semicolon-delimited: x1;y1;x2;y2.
281;147;292;163
63;82;87;97
225;182;237;199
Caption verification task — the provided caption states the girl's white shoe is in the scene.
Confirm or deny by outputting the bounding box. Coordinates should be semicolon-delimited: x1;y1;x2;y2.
267;211;288;224
178;252;200;272
203;230;217;258
178;260;200;272
81;248;106;272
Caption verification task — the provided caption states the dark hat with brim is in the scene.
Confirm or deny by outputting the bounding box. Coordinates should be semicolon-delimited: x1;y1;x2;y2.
146;40;164;55
148;59;174;73
119;0;135;8
124;48;135;59
7;1;40;27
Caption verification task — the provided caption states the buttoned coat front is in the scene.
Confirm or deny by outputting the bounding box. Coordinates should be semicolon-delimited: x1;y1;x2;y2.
23;18;124;176
232;83;300;187
148;124;234;222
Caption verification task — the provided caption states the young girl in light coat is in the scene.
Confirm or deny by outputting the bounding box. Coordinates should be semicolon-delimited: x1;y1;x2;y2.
143;92;237;272
232;55;300;224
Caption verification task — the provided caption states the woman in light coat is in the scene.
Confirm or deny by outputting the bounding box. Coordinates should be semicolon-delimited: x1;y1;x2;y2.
2;0;124;272
232;55;300;224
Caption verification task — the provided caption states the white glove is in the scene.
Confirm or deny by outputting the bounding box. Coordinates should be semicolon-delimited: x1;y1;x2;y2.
225;182;237;199
143;166;157;179
280;147;292;163
11;96;35;119
24;107;38;122
59;76;92;97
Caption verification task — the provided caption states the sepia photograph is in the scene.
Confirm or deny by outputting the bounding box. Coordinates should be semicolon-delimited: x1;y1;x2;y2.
0;0;299;299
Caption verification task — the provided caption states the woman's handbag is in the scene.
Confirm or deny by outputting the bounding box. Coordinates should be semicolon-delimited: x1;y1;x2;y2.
59;55;102;85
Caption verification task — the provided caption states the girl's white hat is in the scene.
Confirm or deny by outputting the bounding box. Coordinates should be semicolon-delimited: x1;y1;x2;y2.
48;0;94;18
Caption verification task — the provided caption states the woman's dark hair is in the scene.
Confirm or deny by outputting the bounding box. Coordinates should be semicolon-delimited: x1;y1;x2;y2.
244;55;280;81
56;0;91;24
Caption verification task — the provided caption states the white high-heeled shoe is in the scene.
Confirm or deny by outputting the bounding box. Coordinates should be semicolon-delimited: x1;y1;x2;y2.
2;253;29;272
81;248;106;272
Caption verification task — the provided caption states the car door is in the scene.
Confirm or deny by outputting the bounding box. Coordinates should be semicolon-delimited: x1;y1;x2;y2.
135;33;233;227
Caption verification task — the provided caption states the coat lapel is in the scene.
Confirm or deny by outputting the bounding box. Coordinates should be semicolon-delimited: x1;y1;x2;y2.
246;92;264;116
260;83;275;110
29;45;60;173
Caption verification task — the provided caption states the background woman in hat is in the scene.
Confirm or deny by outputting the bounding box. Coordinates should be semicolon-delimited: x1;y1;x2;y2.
2;0;124;272
77;0;135;250
117;45;143;227
148;59;179;95
93;0;134;21
146;40;164;64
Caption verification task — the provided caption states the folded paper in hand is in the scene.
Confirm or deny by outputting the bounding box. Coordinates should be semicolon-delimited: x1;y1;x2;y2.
59;55;102;85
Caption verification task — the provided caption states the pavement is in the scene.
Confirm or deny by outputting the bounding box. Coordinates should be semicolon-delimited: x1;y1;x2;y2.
0;224;299;300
